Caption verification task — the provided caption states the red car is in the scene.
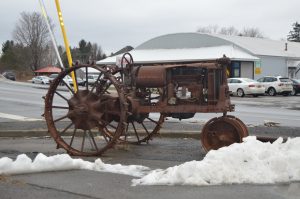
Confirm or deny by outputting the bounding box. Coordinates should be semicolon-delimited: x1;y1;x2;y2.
291;79;300;96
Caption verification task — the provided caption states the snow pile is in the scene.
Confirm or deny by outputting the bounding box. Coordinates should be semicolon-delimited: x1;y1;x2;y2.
0;153;149;177
1;136;300;186
132;137;300;186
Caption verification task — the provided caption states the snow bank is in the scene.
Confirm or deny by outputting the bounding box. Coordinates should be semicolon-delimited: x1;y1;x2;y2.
1;136;300;186
132;137;300;186
0;153;149;177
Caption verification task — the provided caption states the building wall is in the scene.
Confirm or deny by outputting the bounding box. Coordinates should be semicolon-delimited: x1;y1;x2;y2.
241;62;254;79
254;56;287;79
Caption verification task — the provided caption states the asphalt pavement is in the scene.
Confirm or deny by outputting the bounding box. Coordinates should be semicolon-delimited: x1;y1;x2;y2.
0;137;300;199
1;78;300;198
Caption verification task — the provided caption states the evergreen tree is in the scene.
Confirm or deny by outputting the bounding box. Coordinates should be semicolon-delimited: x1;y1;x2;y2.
0;40;31;71
0;40;18;70
287;22;300;42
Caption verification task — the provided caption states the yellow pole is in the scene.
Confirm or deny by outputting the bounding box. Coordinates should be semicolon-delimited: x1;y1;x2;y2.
54;0;78;92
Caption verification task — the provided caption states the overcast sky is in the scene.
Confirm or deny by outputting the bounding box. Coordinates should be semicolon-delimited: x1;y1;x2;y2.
0;0;299;54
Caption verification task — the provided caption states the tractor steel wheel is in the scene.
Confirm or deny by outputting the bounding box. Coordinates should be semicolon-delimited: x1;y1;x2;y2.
103;87;165;144
119;113;165;144
44;65;127;156
200;116;249;152
225;115;249;138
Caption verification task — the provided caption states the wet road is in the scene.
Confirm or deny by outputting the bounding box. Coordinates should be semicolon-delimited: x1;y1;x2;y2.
1;80;300;127
0;137;299;199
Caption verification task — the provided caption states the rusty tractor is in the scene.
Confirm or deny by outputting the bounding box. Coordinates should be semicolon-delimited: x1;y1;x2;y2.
44;53;249;156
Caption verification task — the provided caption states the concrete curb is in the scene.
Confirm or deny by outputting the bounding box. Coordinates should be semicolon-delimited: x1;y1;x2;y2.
0;129;201;138
0;126;299;139
0;120;299;139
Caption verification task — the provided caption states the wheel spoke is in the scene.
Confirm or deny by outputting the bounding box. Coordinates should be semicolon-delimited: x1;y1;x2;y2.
141;122;150;136
53;114;68;123
131;122;140;142
124;124;129;140
88;130;99;152
146;117;159;125
69;128;77;148
45;64;127;156
52;106;69;109
81;131;86;152
62;80;75;95
90;72;103;92
55;91;68;102
99;119;117;129
100;128;110;143
85;66;89;90
100;83;112;95
60;122;73;135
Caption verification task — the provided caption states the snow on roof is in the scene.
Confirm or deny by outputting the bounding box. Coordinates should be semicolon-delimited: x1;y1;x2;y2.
137;32;300;58
214;34;300;58
135;33;231;50
97;45;258;65
98;32;300;64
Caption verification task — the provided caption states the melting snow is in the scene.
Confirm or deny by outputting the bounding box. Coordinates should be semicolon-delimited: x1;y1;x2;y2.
0;136;300;186
0;153;149;177
132;136;300;186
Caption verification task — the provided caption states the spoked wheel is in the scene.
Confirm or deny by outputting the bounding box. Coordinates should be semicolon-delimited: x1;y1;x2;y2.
120;113;165;144
103;87;165;144
44;65;127;156
200;115;249;152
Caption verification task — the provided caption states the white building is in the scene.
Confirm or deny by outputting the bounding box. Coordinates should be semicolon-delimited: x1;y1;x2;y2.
98;33;300;79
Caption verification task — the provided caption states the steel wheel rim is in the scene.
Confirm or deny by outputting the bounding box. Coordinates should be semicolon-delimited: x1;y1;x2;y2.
44;65;127;156
200;116;248;152
119;113;165;144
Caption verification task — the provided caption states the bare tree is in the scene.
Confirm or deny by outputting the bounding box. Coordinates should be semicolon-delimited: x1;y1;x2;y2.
197;25;265;38
13;12;53;71
239;27;264;38
91;43;106;61
219;26;239;36
197;25;219;34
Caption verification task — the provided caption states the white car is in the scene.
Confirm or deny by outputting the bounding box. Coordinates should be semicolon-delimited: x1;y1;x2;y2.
32;76;50;84
228;78;265;97
86;74;99;85
256;76;293;96
49;74;85;86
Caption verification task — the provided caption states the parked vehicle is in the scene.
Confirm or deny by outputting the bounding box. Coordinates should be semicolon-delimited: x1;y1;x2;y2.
227;78;265;97
32;76;50;84
86;74;99;85
49;74;85;86
291;79;300;96
2;71;16;81
48;74;58;83
256;76;293;96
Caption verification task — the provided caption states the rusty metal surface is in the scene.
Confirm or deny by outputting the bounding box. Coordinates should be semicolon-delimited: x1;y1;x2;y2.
200;116;249;152
44;65;127;156
135;66;166;88
44;54;250;156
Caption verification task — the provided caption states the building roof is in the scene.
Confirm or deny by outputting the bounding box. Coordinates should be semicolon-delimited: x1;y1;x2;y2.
34;66;62;73
97;45;258;65
214;34;300;58
97;32;300;65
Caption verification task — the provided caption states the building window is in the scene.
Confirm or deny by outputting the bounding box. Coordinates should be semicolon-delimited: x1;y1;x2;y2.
231;61;241;77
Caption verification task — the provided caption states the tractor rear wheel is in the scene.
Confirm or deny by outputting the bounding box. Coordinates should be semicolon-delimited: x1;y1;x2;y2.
44;65;127;156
